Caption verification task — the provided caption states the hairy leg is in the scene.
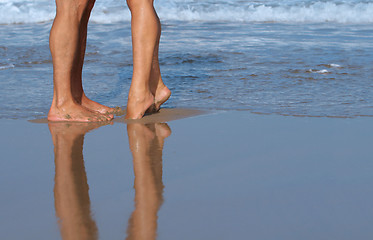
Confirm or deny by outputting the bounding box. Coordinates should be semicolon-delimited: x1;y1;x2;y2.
125;0;159;119
48;0;112;122
71;2;116;115
149;15;171;112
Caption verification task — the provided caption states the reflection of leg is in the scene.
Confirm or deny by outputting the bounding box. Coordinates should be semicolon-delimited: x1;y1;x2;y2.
125;0;159;119
50;122;102;240
48;0;113;122
127;124;158;240
149;20;171;112
126;123;171;240
71;3;116;115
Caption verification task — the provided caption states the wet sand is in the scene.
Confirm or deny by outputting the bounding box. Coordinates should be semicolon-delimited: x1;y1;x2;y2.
1;110;373;240
30;108;206;124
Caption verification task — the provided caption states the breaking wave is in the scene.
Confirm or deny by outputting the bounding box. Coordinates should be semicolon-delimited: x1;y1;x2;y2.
1;0;373;24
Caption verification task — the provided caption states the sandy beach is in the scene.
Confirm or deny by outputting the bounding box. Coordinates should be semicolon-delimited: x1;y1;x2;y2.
1;110;372;239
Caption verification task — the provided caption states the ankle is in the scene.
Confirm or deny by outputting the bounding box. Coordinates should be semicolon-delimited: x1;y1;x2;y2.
54;98;76;109
129;88;152;98
71;90;85;103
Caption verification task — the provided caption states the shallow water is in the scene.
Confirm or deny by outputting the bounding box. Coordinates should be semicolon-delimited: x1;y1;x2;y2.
1;0;373;119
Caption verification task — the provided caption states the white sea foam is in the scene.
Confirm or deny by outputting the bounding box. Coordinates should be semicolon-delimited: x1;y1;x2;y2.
0;64;15;70
308;69;331;74
1;0;373;24
316;69;330;74
330;63;342;68
0;0;55;24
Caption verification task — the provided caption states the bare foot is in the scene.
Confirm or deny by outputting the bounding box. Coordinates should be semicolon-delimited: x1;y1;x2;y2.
80;94;116;116
154;86;171;112
125;91;155;120
48;101;113;122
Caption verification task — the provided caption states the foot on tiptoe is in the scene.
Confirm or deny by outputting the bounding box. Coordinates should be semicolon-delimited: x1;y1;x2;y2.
154;86;171;112
125;91;155;120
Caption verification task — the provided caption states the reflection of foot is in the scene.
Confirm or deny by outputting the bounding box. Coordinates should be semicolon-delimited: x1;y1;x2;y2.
80;94;116;116
125;91;155;120
154;123;171;149
48;121;108;137
48;120;109;146
155;123;171;139
154;86;171;112
48;101;113;122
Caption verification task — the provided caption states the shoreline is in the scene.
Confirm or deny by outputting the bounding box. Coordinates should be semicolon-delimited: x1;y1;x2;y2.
28;108;207;124
25;107;373;125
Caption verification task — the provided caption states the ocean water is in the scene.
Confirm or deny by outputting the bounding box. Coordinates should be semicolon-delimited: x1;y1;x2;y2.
1;0;373;119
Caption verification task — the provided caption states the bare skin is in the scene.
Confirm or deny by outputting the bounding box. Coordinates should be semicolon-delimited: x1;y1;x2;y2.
48;0;114;122
149;14;171;112
71;9;117;115
125;0;171;119
49;122;104;240
126;123;171;239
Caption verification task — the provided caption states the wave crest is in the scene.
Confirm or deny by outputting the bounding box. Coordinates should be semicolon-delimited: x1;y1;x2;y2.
1;1;373;24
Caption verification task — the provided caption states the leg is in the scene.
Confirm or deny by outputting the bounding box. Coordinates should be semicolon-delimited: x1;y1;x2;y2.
71;2;116;115
126;123;169;239
125;0;160;119
50;122;101;240
48;0;112;122
149;16;171;112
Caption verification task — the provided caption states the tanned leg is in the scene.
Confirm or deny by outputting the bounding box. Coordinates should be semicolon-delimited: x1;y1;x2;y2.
149;15;171;112
71;1;116;115
125;0;160;119
126;123;168;239
48;0;112;122
50;122;101;240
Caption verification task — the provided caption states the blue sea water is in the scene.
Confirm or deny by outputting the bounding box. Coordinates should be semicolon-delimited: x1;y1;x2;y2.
0;0;373;119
